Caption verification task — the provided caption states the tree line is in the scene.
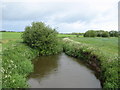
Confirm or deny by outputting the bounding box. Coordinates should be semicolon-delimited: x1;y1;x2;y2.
84;30;119;37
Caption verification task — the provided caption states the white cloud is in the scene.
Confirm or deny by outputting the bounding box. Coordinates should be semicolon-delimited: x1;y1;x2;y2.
2;0;119;32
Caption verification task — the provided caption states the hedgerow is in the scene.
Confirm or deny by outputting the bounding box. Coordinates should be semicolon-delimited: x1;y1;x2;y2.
63;38;119;88
2;42;39;88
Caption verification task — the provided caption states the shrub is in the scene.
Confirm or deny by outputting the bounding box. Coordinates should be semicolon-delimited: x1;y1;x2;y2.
22;22;62;55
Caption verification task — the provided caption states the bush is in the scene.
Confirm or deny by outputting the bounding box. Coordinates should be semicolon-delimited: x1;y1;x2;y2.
22;22;62;55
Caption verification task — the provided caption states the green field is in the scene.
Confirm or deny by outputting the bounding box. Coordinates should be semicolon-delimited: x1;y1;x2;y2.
70;37;118;56
58;34;83;38
2;32;22;40
1;32;22;49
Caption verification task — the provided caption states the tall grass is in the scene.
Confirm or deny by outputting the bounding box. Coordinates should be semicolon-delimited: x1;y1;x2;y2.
63;38;119;88
2;41;39;88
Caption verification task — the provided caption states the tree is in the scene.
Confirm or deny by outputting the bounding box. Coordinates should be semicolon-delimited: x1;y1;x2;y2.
96;30;104;37
84;30;97;37
22;22;61;55
109;31;119;37
101;31;109;37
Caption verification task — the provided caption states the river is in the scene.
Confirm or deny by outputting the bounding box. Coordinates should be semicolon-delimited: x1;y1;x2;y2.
27;53;101;88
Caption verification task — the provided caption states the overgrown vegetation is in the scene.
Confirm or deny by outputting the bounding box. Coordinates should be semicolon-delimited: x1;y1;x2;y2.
22;22;62;55
2;41;39;88
63;38;119;88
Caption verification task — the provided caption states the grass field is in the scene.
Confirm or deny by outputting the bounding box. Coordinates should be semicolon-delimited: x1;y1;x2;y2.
70;37;118;57
2;32;22;40
57;34;83;38
1;32;22;49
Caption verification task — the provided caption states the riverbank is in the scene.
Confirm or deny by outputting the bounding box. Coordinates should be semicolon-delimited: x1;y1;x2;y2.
2;41;39;88
63;38;118;88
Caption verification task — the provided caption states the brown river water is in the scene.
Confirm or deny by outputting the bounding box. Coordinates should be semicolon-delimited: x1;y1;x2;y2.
27;53;101;88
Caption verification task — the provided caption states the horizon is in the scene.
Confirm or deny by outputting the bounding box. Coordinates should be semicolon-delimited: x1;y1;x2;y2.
0;29;118;34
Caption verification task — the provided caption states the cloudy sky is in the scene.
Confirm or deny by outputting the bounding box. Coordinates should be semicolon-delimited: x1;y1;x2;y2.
1;0;119;33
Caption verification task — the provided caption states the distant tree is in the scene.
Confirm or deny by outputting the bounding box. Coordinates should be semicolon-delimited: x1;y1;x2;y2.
0;30;6;32
109;31;119;37
84;30;97;37
96;30;109;37
96;30;104;37
118;31;120;37
84;30;110;37
101;31;109;37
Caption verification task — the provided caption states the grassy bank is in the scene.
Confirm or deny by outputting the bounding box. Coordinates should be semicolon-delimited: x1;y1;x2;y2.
63;38;118;88
1;32;39;88
2;41;39;88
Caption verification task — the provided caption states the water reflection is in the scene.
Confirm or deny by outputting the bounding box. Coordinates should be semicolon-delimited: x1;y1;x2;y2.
28;53;101;88
28;54;59;81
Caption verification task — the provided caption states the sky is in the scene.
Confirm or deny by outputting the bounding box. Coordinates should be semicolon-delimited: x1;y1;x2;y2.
1;0;119;33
